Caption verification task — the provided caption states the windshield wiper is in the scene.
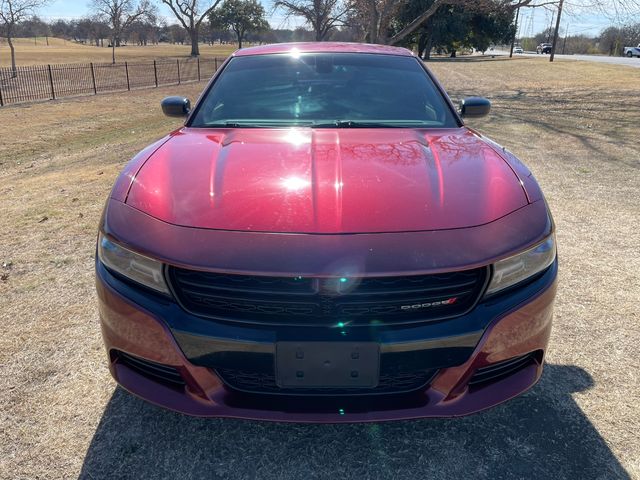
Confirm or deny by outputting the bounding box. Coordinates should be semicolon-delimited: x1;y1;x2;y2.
311;120;386;128
203;121;263;128
202;120;316;128
199;120;439;129
311;120;436;128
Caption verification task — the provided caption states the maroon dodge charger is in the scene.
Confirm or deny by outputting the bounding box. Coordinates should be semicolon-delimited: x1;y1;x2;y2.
96;42;557;422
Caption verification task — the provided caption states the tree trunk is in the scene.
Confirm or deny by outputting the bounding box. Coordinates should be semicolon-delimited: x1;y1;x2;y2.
190;28;200;57
111;35;117;64
424;34;433;60
237;30;243;49
8;36;17;77
368;0;379;44
417;32;428;58
509;7;520;58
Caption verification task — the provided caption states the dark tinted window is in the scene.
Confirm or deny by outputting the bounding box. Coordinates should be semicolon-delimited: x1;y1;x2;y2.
190;53;458;128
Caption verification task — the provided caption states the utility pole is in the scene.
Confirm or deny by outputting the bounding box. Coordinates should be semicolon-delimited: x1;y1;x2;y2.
562;24;569;54
550;0;565;62
509;6;521;58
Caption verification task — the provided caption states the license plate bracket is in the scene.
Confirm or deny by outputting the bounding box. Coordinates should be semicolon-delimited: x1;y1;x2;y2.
276;342;379;389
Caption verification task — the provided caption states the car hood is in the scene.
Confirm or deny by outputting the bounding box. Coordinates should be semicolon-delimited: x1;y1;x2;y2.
125;127;528;234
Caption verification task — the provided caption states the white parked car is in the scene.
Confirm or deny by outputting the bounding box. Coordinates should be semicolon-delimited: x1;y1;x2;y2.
623;44;640;58
514;46;524;54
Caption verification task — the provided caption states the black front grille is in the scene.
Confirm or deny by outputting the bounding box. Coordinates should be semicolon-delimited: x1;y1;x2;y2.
115;351;185;388
217;368;437;396
168;267;488;326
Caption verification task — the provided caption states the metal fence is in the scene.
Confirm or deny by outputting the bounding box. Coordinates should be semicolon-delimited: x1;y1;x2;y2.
0;57;227;106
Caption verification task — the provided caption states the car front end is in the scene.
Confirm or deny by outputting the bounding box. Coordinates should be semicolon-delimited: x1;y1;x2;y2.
95;43;558;422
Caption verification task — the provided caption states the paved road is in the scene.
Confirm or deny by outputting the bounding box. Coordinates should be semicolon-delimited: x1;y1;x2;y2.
518;51;640;68
490;48;640;68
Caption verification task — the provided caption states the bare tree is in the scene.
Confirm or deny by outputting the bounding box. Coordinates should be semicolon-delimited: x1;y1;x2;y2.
348;0;402;43
599;22;640;55
549;0;640;60
0;0;49;76
91;17;112;47
128;10;160;45
159;0;223;56
167;22;188;43
274;0;351;41
91;0;153;63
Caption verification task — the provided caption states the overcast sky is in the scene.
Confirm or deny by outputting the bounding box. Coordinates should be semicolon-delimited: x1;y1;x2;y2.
38;0;628;37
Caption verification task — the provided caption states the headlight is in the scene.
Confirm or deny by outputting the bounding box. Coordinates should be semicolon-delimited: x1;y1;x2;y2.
485;235;556;296
97;233;170;294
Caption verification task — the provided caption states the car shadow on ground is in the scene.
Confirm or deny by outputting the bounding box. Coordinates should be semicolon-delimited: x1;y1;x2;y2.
79;364;630;480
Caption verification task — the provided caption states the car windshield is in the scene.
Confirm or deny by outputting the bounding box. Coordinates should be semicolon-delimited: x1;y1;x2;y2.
189;53;459;128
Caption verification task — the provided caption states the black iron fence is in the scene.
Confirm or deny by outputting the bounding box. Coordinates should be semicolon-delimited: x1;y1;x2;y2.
0;57;227;106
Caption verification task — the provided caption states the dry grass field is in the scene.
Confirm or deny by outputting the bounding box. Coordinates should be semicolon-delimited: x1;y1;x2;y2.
0;37;238;66
0;55;639;479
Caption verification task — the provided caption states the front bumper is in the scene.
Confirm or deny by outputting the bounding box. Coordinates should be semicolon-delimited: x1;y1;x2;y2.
96;257;557;422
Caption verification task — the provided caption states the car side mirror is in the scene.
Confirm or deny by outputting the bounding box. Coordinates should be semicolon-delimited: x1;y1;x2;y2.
459;97;491;118
161;96;191;118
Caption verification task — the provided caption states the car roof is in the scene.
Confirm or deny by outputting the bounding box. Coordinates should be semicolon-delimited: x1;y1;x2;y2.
231;42;415;57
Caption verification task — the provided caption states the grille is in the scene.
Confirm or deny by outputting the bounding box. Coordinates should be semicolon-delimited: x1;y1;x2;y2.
168;267;488;326
217;368;437;396
468;352;537;388
115;351;185;388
